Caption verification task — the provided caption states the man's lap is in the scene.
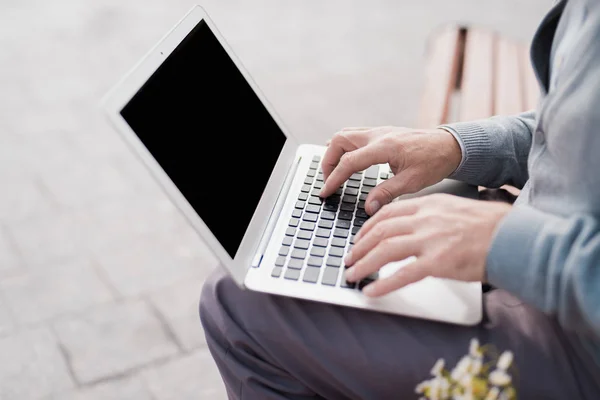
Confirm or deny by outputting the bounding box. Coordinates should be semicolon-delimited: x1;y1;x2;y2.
200;267;597;399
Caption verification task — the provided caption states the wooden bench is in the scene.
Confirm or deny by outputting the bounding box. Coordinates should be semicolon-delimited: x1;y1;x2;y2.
417;26;539;198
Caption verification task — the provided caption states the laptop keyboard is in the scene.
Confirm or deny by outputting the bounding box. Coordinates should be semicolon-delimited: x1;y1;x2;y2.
270;155;391;289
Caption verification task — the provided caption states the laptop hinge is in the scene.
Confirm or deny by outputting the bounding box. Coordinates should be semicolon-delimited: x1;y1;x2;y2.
252;155;302;268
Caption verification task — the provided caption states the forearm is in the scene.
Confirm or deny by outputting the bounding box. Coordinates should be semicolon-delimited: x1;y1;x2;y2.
487;205;600;340
441;111;535;188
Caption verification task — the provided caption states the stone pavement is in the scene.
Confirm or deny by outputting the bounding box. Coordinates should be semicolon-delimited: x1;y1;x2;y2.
0;0;550;398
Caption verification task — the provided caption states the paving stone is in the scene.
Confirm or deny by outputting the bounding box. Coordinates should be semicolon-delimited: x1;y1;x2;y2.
47;376;153;400
94;233;204;297
0;327;73;399
142;348;227;400
148;277;210;351
53;300;179;384
0;258;113;324
7;210;92;266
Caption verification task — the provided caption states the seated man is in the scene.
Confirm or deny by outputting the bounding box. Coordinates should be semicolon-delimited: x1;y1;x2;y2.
200;1;600;398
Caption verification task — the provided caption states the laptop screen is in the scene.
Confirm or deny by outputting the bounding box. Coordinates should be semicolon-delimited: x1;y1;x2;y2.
120;20;287;258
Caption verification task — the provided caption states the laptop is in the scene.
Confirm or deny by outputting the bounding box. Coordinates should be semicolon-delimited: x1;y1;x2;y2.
102;5;482;325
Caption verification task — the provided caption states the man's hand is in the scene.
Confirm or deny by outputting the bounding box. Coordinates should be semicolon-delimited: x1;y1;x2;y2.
319;126;462;215
344;194;512;297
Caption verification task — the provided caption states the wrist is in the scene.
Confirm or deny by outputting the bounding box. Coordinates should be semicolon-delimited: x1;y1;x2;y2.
432;128;463;176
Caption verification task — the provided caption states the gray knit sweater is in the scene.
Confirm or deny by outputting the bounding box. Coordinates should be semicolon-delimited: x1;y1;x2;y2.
443;0;600;366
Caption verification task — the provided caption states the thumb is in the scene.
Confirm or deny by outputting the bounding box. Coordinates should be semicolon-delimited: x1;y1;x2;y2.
364;172;423;215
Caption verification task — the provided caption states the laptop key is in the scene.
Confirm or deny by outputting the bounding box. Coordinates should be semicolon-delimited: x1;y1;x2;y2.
380;172;389;180
303;213;318;223
349;173;363;181
291;249;307;259
331;237;346;248
310;247;326;257
323;203;338;212
304;177;314;185
354;218;366;227
342;195;357;204
344;187;359;196
307;256;323;267
311;189;322;197
340;202;355;212
300;221;316;231
360;186;373;194
294;239;310;250
321;267;339;286
318;219;333;229
316;228;331;238
313;181;323;189
358;272;379;291
313;237;329;247
287;258;304;270
292;209;302;218
297;230;312;240
279;246;289;256
321;211;336;220
357;201;365;210
310;161;319;170
356;209;369;219
308;196;322;205
362;178;377;187
325;196;340;205
329;247;344;258
340;278;356;289
335;188;344;195
359;193;368;201
307;169;316;177
350;235;356;244
301;185;311;193
316;176;324;182
365;165;379;179
351;226;361;235
312;155;321;162
326;256;342;267
346;180;360;189
282;236;292;246
289;218;299;227
303;266;320;283
275;256;286;267
338;211;353;221
336;219;351;229
295;201;305;209
334;228;349;238
284;268;301;280
298;193;308;202
271;266;283;278
285;227;296;236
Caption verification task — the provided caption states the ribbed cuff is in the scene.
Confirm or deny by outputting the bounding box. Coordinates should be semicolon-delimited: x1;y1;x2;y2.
486;205;557;298
439;121;494;183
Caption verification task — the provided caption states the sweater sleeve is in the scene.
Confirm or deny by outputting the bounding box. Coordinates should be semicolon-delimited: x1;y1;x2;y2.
487;204;600;339
440;111;536;189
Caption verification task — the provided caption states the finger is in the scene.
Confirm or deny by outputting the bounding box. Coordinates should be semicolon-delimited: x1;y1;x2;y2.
321;131;370;180
345;236;421;282
344;216;413;266
320;142;390;198
361;258;433;297
355;199;420;242
363;171;424;215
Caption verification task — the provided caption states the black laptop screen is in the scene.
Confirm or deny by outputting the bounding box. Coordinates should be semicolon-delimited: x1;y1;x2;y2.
120;19;286;258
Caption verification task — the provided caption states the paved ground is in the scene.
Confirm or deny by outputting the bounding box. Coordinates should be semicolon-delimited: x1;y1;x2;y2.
0;0;551;398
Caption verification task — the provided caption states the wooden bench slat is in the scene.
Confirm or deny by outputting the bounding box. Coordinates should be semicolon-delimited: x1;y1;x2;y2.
417;27;462;128
459;29;495;122
522;45;540;110
494;38;523;115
